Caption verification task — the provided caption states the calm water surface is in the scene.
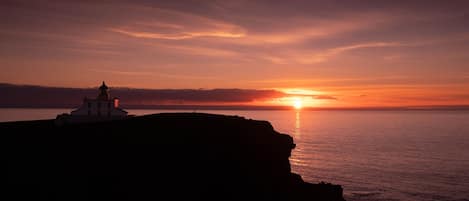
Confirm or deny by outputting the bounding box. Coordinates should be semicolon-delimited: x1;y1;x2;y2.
1;109;469;201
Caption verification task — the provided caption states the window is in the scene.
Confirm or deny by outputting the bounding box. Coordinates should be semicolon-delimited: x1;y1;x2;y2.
114;99;119;108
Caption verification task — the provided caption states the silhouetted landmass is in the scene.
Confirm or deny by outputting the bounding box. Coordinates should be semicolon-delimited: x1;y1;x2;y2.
3;113;344;201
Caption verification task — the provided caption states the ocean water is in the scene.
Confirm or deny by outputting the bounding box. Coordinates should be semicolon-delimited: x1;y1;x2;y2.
1;109;469;201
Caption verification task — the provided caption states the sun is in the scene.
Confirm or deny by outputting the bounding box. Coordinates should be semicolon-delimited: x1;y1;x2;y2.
293;99;303;109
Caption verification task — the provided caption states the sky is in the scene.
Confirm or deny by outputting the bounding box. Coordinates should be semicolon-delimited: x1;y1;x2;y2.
1;0;469;108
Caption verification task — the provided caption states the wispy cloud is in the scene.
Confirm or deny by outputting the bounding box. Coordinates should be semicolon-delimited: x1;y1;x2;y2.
313;95;338;100
109;5;246;40
89;69;222;80
254;41;406;64
307;42;405;63
111;28;245;40
144;43;240;57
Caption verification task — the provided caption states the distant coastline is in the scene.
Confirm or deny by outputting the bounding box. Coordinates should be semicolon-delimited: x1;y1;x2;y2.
2;83;469;111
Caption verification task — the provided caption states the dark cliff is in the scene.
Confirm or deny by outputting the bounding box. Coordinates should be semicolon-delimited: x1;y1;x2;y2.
2;113;344;201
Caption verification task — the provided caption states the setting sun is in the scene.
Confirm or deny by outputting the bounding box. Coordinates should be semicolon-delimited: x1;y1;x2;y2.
293;99;303;109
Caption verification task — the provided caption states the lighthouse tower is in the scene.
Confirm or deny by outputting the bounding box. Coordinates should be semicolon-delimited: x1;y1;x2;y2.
97;81;110;100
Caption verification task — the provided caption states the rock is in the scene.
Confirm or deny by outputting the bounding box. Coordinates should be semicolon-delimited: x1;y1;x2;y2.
2;113;345;201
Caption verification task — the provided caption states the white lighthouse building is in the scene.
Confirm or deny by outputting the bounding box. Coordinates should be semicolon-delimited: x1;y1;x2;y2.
70;81;128;117
56;82;128;125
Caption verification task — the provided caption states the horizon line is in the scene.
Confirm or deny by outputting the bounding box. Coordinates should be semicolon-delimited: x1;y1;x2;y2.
2;105;469;111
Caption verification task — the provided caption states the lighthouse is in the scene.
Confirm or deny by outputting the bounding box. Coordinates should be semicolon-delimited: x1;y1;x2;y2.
70;81;128;117
56;82;128;125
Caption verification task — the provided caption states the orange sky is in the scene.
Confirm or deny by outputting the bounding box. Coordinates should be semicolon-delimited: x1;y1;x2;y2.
1;1;469;108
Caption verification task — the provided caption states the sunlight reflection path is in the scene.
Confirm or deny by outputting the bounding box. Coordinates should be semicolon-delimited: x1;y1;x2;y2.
295;110;301;138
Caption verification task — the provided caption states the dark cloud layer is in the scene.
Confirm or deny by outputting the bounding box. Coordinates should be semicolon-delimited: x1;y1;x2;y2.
0;83;288;108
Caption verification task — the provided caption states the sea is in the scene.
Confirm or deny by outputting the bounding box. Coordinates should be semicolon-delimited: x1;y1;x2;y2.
1;108;469;201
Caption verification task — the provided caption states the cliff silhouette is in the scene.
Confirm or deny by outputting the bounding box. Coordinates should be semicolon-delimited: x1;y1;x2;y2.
3;113;345;201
